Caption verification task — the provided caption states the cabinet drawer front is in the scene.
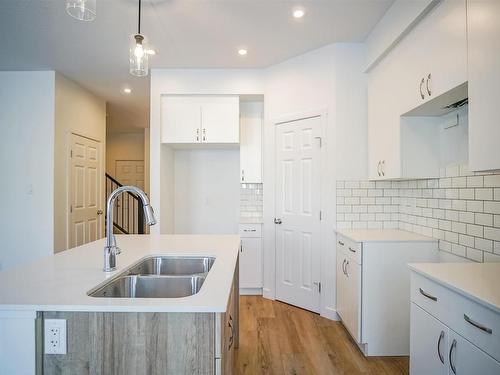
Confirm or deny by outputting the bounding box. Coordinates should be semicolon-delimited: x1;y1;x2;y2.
412;272;500;362
239;224;262;238
447;291;500;362
337;235;362;265
411;273;451;322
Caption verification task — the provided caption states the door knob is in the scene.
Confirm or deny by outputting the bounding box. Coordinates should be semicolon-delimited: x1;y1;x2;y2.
97;210;103;215
274;218;282;224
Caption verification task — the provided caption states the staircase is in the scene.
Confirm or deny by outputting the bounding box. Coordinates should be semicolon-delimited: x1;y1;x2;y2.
105;173;145;234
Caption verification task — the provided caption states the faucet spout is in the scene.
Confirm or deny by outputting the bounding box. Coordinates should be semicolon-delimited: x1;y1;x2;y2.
104;186;156;272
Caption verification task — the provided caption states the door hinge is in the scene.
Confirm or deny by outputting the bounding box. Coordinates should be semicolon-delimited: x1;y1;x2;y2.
70;205;73;213
315;136;322;148
318;282;322;293
70;149;73;158
319;210;323;221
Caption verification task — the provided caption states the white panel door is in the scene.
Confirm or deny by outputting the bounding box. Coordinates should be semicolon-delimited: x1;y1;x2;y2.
115;160;145;189
448;331;500;375
410;303;449;375
275;116;322;313
201;96;239;144
115;160;145;232
240;101;263;183
161;96;201;144
468;0;500;171
239;237;263;289
69;134;102;248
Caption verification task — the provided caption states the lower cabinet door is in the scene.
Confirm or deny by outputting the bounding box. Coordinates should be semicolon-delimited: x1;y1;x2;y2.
448;331;500;375
336;251;361;342
239;238;262;288
410;303;448;375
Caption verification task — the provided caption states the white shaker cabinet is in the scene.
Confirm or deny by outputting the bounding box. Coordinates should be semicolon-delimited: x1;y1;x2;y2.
201;96;240;144
161;95;239;145
410;303;449;375
160;96;202;144
240;102;263;183
410;269;500;375
336;243;362;342
238;224;263;293
335;231;438;356
367;0;467;180
397;0;467;113
467;0;500;171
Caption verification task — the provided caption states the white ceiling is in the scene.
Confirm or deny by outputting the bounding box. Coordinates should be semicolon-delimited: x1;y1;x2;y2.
0;0;394;133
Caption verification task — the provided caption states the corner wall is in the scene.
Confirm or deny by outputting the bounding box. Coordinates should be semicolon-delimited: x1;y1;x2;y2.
0;71;55;270
54;73;106;253
262;43;367;318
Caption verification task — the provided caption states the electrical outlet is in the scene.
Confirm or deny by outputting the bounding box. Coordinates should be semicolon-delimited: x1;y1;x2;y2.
44;319;67;355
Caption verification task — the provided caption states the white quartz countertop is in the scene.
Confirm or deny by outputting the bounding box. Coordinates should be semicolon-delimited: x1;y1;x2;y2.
0;235;240;313
409;262;500;314
336;229;437;243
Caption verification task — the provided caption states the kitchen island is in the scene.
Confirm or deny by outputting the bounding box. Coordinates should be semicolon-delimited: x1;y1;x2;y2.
0;234;240;374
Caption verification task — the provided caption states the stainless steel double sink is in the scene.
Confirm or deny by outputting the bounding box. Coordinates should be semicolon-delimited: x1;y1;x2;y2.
88;256;215;298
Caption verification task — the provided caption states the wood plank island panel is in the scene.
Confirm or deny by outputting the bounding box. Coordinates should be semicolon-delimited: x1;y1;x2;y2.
42;312;215;375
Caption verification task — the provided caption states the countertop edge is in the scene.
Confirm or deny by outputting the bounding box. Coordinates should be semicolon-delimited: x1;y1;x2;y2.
408;264;500;315
336;229;438;243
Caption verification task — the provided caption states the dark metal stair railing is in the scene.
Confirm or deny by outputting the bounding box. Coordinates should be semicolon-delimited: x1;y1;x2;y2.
105;173;145;234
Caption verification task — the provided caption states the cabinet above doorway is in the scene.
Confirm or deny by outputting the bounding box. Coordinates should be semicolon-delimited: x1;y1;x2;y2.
160;95;240;146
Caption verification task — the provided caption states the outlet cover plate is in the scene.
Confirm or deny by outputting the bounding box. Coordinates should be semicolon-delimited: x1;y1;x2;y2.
44;319;67;355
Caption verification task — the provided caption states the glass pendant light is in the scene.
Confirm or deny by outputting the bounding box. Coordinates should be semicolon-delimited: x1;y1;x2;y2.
130;0;149;77
66;0;96;21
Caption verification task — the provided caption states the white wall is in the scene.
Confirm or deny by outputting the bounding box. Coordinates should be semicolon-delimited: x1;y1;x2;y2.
174;149;240;234
54;73;106;253
106;132;145;176
149;47;367;319
0;71;55;270
149;69;264;234
263;43;367;318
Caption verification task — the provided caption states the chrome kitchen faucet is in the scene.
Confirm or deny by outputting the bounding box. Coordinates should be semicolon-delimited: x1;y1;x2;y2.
104;186;156;272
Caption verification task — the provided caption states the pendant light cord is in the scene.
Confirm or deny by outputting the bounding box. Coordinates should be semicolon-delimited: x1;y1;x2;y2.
138;0;142;34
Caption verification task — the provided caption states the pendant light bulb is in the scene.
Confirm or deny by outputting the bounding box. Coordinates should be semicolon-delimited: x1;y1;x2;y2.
129;0;150;77
66;0;96;21
130;34;149;77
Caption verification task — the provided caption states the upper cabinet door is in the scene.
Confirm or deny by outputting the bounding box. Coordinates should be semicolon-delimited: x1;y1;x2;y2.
468;0;500;171
161;96;201;144
240;102;263;183
398;0;467;113
200;96;240;144
367;47;402;180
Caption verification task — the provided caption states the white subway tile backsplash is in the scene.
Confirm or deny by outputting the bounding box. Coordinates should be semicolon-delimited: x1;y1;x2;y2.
467;224;484;237
475;213;493;226
336;164;500;262
484;175;500;187
484;201;500;215
467;176;483;188
484;227;500;241
475;188;493;200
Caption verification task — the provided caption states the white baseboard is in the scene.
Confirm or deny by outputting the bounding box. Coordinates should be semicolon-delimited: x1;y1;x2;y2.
239;288;263;296
321;306;340;321
262;287;275;300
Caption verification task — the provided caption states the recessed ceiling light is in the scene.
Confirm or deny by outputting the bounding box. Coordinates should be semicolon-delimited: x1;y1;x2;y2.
123;88;132;94
238;49;248;56
293;9;305;18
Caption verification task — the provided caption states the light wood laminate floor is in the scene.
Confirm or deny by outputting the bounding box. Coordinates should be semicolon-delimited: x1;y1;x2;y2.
234;296;409;375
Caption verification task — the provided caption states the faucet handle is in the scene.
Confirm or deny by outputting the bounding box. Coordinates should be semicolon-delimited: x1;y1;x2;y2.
115;246;121;255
